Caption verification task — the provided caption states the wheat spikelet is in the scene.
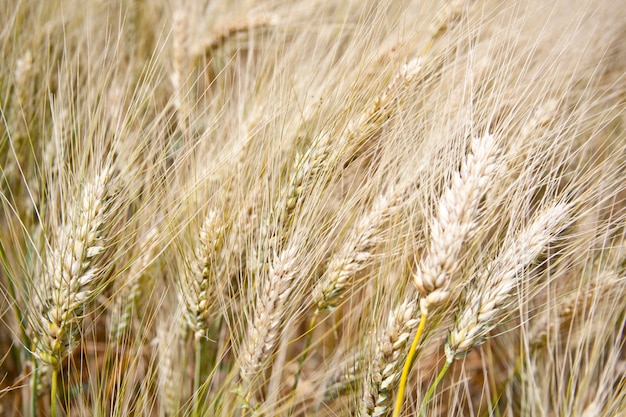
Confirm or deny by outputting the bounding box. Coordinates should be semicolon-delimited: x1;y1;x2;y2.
413;132;499;314
239;246;299;391
32;163;115;371
314;184;410;312
361;301;420;417
446;203;570;360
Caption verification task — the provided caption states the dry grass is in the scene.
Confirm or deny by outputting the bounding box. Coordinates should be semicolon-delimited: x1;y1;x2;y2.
0;0;625;416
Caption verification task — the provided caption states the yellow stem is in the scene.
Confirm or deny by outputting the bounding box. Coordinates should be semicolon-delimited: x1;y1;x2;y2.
392;311;427;417
51;368;58;417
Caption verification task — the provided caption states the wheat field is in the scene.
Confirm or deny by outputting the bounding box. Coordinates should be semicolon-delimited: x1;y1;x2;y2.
1;0;625;416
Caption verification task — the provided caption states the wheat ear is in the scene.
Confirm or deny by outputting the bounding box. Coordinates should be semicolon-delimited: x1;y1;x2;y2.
31;164;114;416
179;210;225;341
201;14;278;55
322;355;362;403
342;58;422;161
413;132;499;315
393;132;498;416
157;313;186;417
288;185;411;393
361;301;420;417
418;203;569;416
314;184;410;312
2;49;34;187
177;210;225;416
447;202;570;358
528;273;621;349
239;246;299;398
33;164;114;369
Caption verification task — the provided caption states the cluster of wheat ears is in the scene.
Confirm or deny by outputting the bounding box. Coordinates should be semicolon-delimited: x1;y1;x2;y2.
1;0;625;416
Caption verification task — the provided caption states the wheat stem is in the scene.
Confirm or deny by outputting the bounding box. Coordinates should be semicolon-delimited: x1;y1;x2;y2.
50;368;58;417
393;133;498;415
419;358;452;417
392;311;427;417
29;364;37;417
193;339;202;417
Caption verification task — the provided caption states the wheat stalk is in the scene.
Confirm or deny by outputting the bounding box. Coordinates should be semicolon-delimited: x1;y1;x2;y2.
393;132;499;416
413;203;570;416
29;163;115;417
412;203;571;416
